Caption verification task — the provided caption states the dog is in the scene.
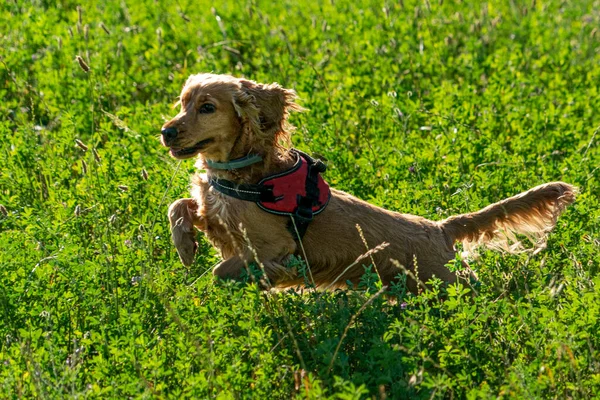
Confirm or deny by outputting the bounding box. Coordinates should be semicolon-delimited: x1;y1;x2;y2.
161;73;576;292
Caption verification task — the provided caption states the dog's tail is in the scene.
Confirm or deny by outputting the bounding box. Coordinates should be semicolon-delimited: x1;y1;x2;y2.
441;182;576;254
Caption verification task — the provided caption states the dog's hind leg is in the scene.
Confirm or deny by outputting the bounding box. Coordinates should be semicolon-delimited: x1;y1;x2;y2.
168;198;205;266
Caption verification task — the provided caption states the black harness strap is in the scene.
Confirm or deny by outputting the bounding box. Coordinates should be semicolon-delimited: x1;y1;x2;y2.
208;178;279;203
289;150;327;240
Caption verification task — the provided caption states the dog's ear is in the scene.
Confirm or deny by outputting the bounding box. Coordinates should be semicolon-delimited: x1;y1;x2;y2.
234;79;303;141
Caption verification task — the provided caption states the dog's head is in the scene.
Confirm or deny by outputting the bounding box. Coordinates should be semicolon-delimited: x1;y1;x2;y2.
161;73;302;161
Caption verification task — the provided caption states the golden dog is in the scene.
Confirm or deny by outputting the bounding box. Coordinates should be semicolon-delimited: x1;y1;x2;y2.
162;73;576;291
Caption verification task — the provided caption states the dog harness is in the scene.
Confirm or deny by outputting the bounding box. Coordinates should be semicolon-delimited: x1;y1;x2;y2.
208;149;331;240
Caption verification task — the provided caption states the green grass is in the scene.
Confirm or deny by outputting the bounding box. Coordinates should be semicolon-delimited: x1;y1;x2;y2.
1;0;600;398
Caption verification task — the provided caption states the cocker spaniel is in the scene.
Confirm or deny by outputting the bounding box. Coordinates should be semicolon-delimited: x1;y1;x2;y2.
161;73;576;292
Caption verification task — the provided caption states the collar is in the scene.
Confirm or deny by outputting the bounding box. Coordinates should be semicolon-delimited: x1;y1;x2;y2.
205;154;263;170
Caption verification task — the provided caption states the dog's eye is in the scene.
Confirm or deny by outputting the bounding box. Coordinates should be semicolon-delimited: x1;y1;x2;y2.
199;103;216;114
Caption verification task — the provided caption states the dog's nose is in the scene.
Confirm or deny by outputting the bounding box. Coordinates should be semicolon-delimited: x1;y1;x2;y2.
161;127;178;142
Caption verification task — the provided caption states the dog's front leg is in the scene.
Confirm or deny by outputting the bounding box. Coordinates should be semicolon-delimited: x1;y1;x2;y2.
213;256;293;288
168;198;204;266
213;257;246;280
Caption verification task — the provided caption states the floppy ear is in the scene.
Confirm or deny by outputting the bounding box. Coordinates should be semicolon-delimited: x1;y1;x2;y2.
234;79;303;142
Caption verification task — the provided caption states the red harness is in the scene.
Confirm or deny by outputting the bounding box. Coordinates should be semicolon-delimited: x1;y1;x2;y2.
257;151;330;216
208;149;330;239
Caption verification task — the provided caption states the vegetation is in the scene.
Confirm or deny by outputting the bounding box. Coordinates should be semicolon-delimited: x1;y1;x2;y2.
1;0;599;398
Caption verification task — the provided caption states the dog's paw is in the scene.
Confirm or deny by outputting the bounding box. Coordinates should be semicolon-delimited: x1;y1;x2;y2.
171;217;198;266
168;199;200;266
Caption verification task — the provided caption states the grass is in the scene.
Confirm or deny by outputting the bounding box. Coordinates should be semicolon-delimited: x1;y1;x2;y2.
1;0;600;398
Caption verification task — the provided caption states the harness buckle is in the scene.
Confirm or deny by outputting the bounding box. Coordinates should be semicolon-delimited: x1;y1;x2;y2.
294;204;314;222
289;201;314;241
259;185;278;203
313;159;327;173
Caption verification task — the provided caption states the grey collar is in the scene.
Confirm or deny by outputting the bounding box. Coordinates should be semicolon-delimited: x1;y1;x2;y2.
205;154;263;170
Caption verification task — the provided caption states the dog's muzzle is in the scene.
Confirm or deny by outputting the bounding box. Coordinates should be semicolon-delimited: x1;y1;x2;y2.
161;127;178;144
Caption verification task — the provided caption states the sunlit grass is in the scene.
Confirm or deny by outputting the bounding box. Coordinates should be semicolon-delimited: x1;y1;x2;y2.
1;0;599;398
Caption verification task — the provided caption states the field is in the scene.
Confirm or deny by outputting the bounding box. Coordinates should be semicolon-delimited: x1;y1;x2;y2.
1;0;600;398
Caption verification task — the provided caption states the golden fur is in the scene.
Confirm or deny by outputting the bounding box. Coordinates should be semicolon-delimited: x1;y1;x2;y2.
162;73;576;292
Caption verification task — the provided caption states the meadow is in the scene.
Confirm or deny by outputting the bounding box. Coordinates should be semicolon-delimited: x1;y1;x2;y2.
1;0;600;398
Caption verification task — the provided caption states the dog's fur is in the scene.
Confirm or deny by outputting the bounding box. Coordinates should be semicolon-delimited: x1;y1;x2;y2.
162;73;576;292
